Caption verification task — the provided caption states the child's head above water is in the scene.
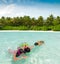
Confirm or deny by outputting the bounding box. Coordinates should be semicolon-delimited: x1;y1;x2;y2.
24;47;30;53
34;41;44;46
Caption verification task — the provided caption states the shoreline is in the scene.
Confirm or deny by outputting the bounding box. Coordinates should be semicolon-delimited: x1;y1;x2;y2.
0;30;60;32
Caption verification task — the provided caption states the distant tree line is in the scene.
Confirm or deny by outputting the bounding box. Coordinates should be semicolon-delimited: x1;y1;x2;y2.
0;14;60;31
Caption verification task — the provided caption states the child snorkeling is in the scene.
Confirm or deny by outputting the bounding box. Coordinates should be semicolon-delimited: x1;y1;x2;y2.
8;40;44;61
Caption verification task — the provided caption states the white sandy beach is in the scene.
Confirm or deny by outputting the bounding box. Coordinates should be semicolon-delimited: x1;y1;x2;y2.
0;30;59;32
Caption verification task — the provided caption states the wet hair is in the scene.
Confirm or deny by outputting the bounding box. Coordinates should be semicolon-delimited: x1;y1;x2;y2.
34;42;38;46
16;49;24;57
24;47;30;53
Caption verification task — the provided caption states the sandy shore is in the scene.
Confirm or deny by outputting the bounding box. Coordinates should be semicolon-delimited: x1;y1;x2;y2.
0;30;60;32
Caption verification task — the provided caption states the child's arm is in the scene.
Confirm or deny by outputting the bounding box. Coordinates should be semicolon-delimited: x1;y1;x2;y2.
13;54;27;61
29;45;34;50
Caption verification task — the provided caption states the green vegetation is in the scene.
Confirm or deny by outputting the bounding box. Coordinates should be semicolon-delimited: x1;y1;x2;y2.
0;15;60;31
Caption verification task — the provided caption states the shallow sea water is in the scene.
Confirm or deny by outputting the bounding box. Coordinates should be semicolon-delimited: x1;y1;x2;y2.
0;31;60;64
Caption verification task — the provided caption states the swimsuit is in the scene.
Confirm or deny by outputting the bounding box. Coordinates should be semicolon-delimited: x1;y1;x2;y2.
16;49;23;57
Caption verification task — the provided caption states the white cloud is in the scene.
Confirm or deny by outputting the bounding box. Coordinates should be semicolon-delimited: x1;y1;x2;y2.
2;0;8;4
0;4;60;18
0;4;15;17
12;5;60;18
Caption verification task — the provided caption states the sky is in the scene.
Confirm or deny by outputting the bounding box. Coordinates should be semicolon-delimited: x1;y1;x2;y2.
0;0;60;18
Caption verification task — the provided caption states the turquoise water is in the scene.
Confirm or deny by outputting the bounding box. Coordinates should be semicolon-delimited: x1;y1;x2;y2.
0;32;60;64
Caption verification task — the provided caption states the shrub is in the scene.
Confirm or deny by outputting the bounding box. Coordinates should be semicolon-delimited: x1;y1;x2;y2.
52;25;60;31
30;26;41;30
41;26;48;31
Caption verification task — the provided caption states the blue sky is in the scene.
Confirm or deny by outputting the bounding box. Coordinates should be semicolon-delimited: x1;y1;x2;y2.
0;0;60;18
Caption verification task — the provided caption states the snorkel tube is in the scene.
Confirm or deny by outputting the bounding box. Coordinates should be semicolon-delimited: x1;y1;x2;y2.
19;42;29;47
